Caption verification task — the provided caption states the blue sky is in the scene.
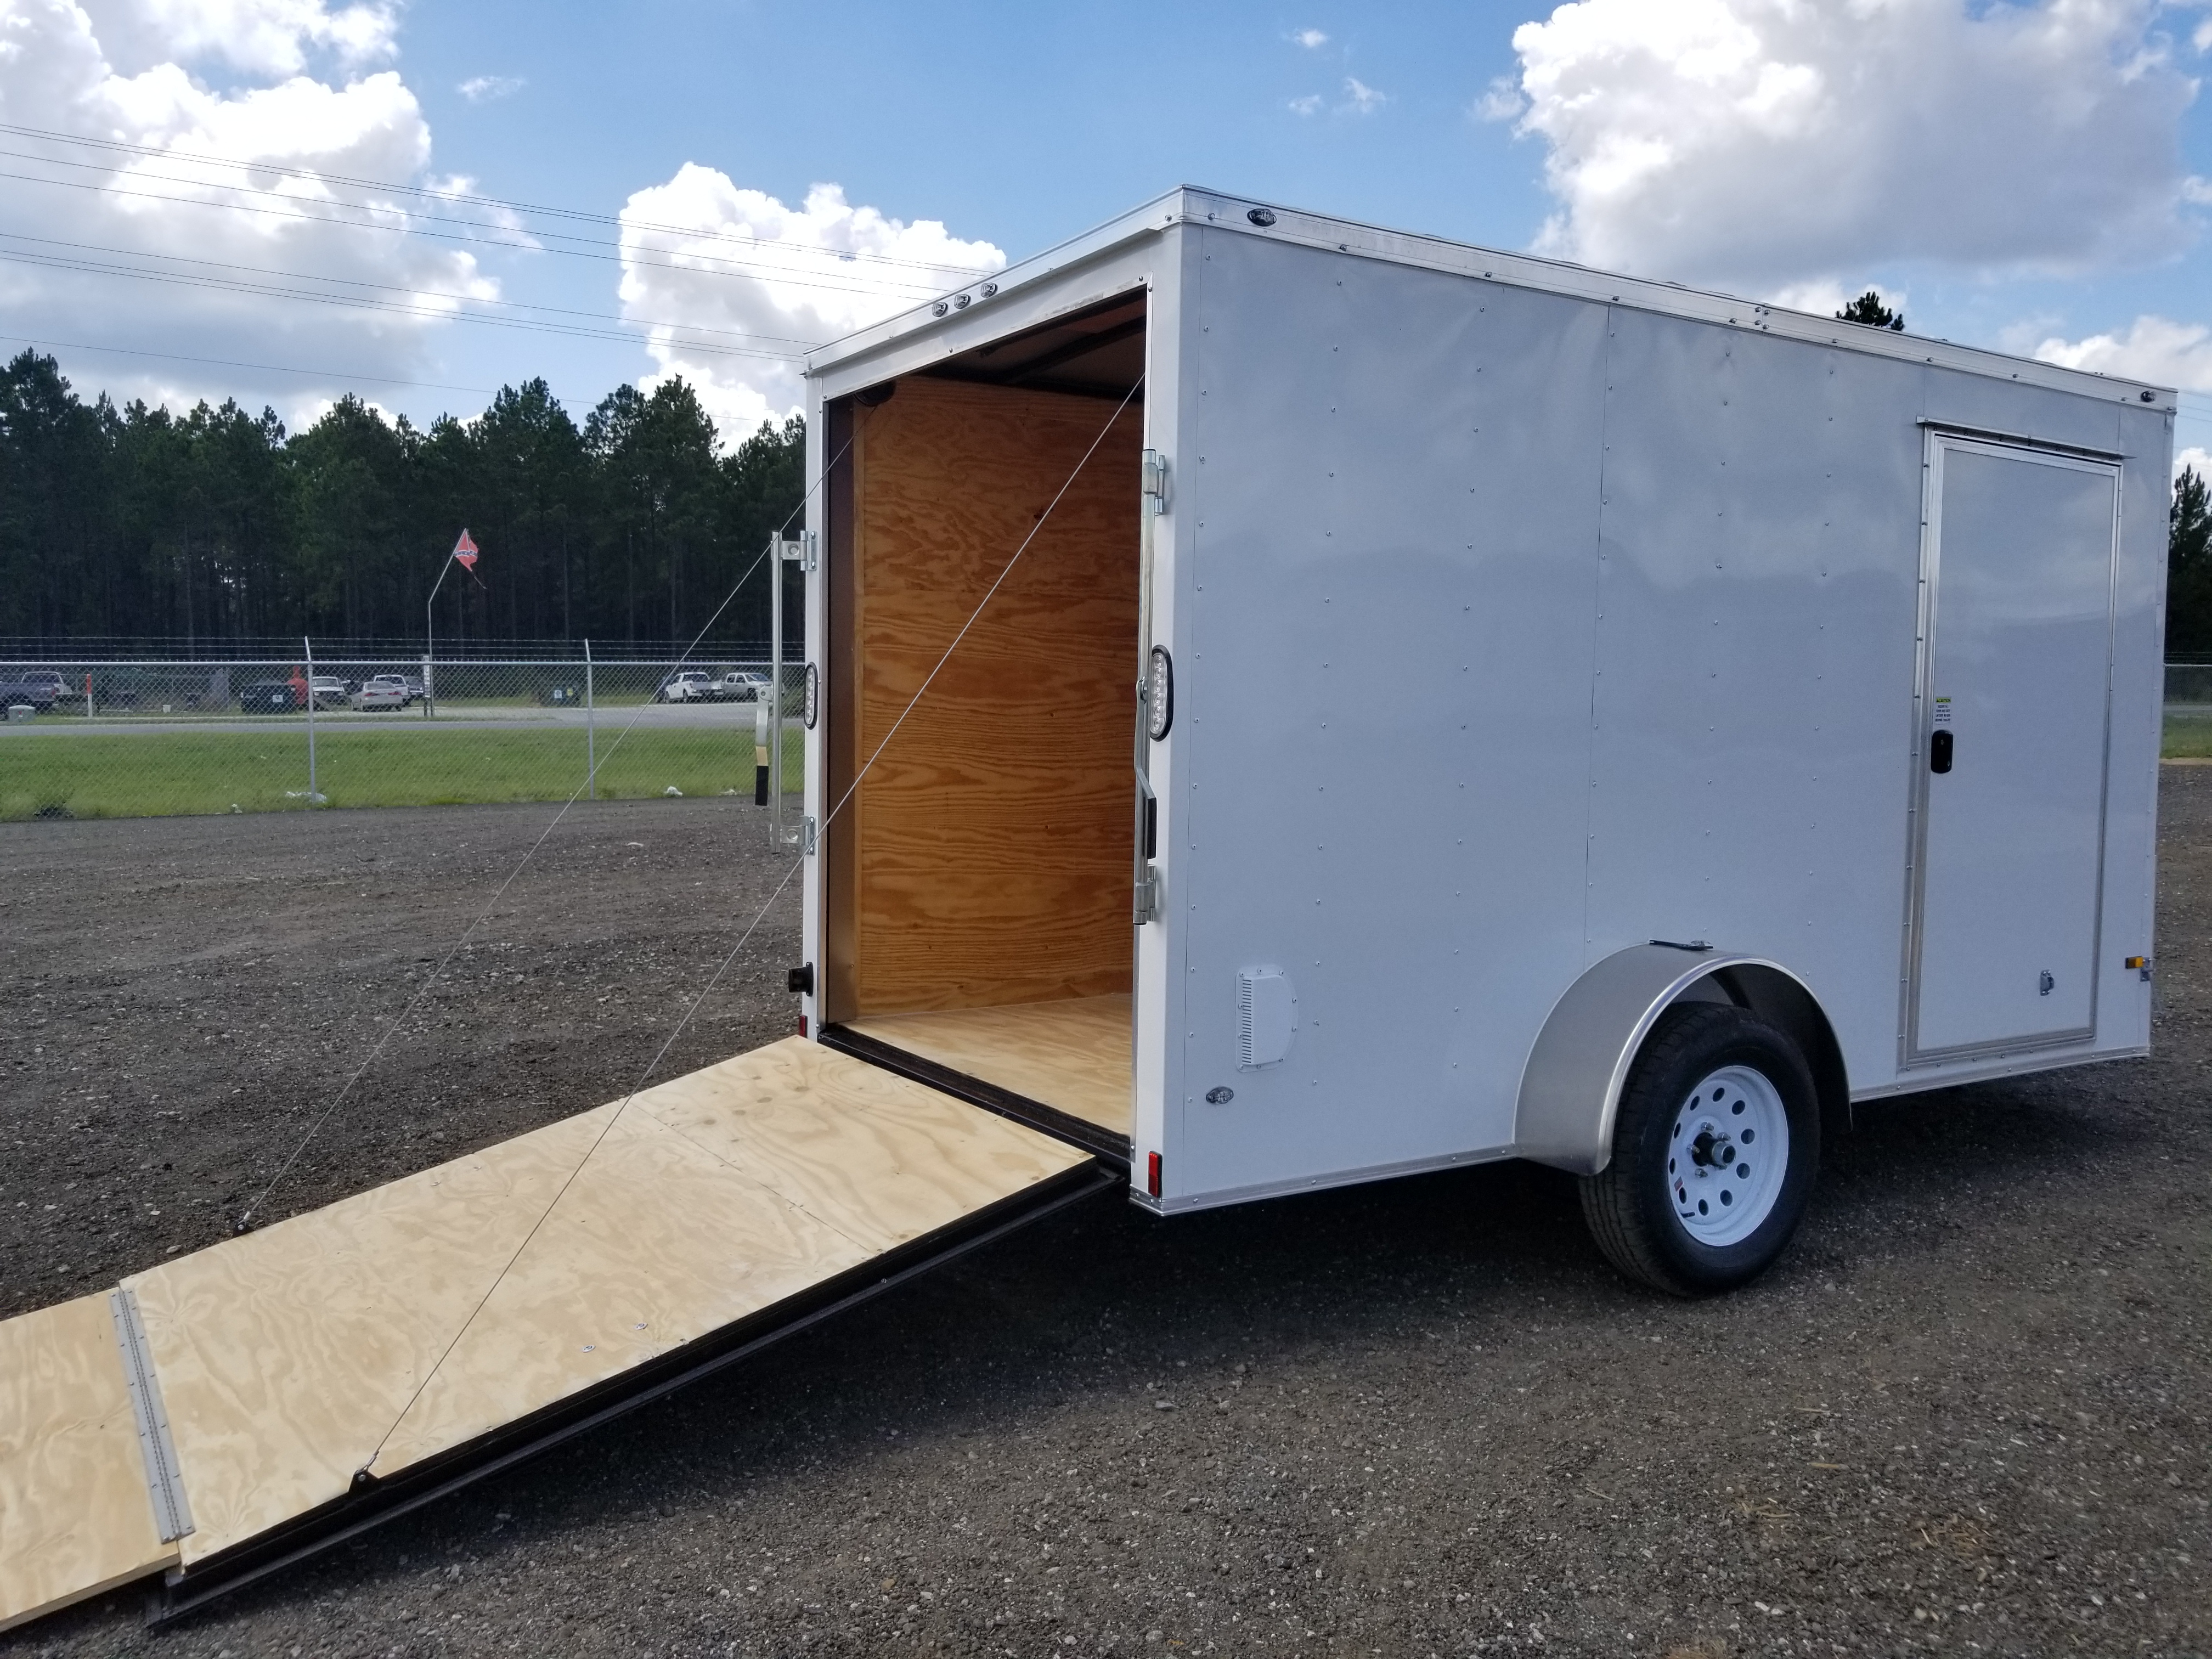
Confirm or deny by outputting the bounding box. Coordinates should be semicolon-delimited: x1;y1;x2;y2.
3;0;2208;465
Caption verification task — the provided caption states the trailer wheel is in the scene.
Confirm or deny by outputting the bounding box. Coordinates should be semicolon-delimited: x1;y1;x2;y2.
1578;1002;1819;1296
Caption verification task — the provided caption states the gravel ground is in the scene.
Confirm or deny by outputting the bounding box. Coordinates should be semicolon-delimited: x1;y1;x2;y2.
2;780;2208;1659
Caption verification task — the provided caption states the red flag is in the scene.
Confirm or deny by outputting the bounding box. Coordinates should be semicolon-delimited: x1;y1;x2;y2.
453;529;478;572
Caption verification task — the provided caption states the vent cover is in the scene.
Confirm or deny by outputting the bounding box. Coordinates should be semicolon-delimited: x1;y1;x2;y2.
1237;968;1297;1069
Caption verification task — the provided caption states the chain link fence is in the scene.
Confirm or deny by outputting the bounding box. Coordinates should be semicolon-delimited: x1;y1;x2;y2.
2170;662;2212;760
0;654;805;821
5;652;2210;821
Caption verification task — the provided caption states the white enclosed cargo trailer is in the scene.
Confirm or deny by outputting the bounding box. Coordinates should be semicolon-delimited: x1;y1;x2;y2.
795;185;2172;1294
0;188;2175;1632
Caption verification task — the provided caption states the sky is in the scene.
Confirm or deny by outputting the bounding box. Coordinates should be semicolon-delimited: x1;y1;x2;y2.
0;0;2208;473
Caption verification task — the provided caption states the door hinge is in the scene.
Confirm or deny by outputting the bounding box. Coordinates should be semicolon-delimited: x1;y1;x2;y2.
1133;862;1161;924
799;815;817;856
1140;450;1169;515
795;531;819;572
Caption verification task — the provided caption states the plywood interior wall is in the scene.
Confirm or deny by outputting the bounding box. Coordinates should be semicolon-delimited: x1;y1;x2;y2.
840;375;1141;1017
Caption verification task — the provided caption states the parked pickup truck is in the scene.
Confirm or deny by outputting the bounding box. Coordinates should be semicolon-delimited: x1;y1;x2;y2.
0;669;66;711
653;669;716;703
712;671;769;702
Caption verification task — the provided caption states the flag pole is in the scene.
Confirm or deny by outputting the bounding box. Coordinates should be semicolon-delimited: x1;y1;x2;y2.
426;557;447;720
425;531;478;720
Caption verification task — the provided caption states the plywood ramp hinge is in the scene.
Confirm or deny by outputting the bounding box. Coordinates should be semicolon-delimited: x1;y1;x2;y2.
107;1288;194;1544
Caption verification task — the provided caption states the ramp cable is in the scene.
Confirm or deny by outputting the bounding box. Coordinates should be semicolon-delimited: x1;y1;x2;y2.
234;436;853;1234
358;376;1143;1476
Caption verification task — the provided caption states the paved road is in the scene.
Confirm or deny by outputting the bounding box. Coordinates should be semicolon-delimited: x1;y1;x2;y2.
0;702;792;736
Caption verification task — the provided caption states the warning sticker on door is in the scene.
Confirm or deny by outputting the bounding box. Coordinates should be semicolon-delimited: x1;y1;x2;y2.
1932;697;1953;725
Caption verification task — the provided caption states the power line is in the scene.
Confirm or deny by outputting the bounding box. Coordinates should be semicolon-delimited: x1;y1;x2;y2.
0;229;825;353
0;246;809;361
0;332;504;397
0;165;947;302
0;121;1000;284
0;157;963;303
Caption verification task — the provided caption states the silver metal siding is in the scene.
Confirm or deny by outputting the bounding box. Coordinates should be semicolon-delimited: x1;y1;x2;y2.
1172;228;1607;1199
1586;311;1923;1094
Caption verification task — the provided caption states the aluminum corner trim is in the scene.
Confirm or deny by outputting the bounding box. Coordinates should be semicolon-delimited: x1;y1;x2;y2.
1513;945;1781;1176
109;1286;194;1543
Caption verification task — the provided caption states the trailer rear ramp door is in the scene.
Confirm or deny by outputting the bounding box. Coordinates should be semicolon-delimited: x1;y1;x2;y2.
0;1038;1102;1631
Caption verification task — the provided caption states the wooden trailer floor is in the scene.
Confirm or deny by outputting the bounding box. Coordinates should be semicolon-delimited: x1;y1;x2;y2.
0;1037;1091;1632
840;994;1133;1138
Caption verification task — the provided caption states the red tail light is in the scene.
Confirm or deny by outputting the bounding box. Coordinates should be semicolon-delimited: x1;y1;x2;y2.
1146;1151;1162;1198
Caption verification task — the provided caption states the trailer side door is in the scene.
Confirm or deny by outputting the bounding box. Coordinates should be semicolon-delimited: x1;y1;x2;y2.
1905;434;2120;1063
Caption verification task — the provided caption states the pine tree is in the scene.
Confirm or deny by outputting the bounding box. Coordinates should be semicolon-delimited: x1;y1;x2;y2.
2172;467;2212;657
1837;291;1905;331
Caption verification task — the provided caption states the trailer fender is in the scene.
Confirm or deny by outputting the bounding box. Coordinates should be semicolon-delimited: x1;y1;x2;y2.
1513;946;1848;1176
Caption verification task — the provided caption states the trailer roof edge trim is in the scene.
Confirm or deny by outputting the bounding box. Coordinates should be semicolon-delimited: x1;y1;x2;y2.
804;186;2177;413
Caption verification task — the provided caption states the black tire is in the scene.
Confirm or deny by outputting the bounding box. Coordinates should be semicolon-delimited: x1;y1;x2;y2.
1578;1002;1820;1296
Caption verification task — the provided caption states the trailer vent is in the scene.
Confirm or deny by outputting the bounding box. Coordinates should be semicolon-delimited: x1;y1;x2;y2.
1237;968;1297;1069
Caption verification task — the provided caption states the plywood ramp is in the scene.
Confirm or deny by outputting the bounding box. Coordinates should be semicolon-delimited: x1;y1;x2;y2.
1;1038;1091;1623
840;376;1141;1018
844;994;1133;1137
0;1294;177;1631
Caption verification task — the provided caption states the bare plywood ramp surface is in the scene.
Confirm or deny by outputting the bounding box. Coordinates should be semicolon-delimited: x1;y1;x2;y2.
121;1039;1087;1566
125;1104;622;1564
0;1294;176;1632
844;994;1133;1137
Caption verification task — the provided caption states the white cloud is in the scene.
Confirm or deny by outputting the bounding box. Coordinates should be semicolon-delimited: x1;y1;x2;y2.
2196;15;2212;52
1504;0;2200;290
1474;75;1525;122
0;0;490;423
457;74;522;102
617;170;1003;439
1289;26;1328;48
1289;93;1324;116
2035;314;2212;393
85;0;398;78
1342;75;1386;114
2179;445;2210;479
2186;176;2212;205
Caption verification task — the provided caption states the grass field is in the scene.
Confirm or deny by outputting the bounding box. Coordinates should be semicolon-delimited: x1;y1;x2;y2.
0;726;805;820
2164;710;2212;760
7;717;2208;820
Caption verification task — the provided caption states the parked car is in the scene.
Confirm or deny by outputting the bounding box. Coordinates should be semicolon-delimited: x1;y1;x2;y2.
710;671;769;702
89;667;162;710
0;669;66;711
351;674;419;707
654;669;715;703
239;679;302;714
309;675;352;709
350;678;411;711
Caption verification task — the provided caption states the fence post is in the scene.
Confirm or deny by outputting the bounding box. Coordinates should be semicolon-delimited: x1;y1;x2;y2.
304;635;318;804
584;639;596;800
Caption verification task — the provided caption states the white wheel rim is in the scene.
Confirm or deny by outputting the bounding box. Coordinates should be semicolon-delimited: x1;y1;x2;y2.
1666;1064;1789;1248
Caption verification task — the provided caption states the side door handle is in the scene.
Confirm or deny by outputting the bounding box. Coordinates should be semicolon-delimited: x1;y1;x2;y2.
1929;730;1954;774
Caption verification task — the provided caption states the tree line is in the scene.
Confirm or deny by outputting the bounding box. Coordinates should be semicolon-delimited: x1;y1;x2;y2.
3;345;2208;659
0;349;804;652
